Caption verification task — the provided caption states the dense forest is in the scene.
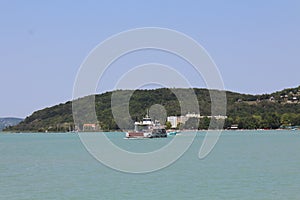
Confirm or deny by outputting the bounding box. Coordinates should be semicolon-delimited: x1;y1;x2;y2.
5;86;300;132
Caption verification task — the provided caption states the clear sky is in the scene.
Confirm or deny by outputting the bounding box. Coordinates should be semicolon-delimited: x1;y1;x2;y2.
1;0;300;118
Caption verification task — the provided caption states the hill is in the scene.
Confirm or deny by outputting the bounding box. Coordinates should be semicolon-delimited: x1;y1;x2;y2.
0;118;23;131
4;86;300;132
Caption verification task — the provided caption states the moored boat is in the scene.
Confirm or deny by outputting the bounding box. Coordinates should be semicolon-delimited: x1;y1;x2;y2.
167;130;180;136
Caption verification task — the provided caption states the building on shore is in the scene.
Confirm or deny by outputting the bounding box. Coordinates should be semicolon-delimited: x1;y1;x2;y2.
82;123;101;132
167;116;178;128
167;113;227;128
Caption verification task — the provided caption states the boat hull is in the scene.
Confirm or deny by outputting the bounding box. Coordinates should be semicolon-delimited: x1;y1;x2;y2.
126;132;151;138
126;129;167;138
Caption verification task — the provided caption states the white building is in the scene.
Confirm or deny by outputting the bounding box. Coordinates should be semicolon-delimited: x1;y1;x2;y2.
167;116;178;128
167;113;227;128
186;113;201;118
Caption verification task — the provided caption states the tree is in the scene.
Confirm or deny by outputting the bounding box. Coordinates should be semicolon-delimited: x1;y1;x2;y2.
281;113;292;126
165;121;172;129
183;117;199;130
199;117;210;130
176;122;183;130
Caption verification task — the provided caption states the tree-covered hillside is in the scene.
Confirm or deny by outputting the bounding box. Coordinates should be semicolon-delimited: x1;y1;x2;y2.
5;87;300;132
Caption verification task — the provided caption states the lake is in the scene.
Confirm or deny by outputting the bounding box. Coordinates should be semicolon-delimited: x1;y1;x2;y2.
0;130;299;200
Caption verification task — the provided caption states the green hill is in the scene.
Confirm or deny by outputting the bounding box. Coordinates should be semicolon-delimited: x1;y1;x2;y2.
4;87;300;132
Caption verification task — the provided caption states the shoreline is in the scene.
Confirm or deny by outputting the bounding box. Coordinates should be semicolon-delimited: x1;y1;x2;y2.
1;129;299;134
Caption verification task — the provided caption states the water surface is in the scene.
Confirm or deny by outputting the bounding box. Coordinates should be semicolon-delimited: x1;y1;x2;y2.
0;130;299;200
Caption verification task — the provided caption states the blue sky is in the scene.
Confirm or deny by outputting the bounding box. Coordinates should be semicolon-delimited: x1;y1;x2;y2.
1;0;300;118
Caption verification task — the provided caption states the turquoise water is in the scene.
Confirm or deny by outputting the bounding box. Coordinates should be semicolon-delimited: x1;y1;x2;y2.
0;130;300;200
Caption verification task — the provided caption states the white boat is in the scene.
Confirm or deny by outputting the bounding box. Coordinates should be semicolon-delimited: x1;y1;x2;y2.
126;114;167;139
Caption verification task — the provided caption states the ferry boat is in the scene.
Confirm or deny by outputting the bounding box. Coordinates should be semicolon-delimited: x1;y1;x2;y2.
126;114;167;139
